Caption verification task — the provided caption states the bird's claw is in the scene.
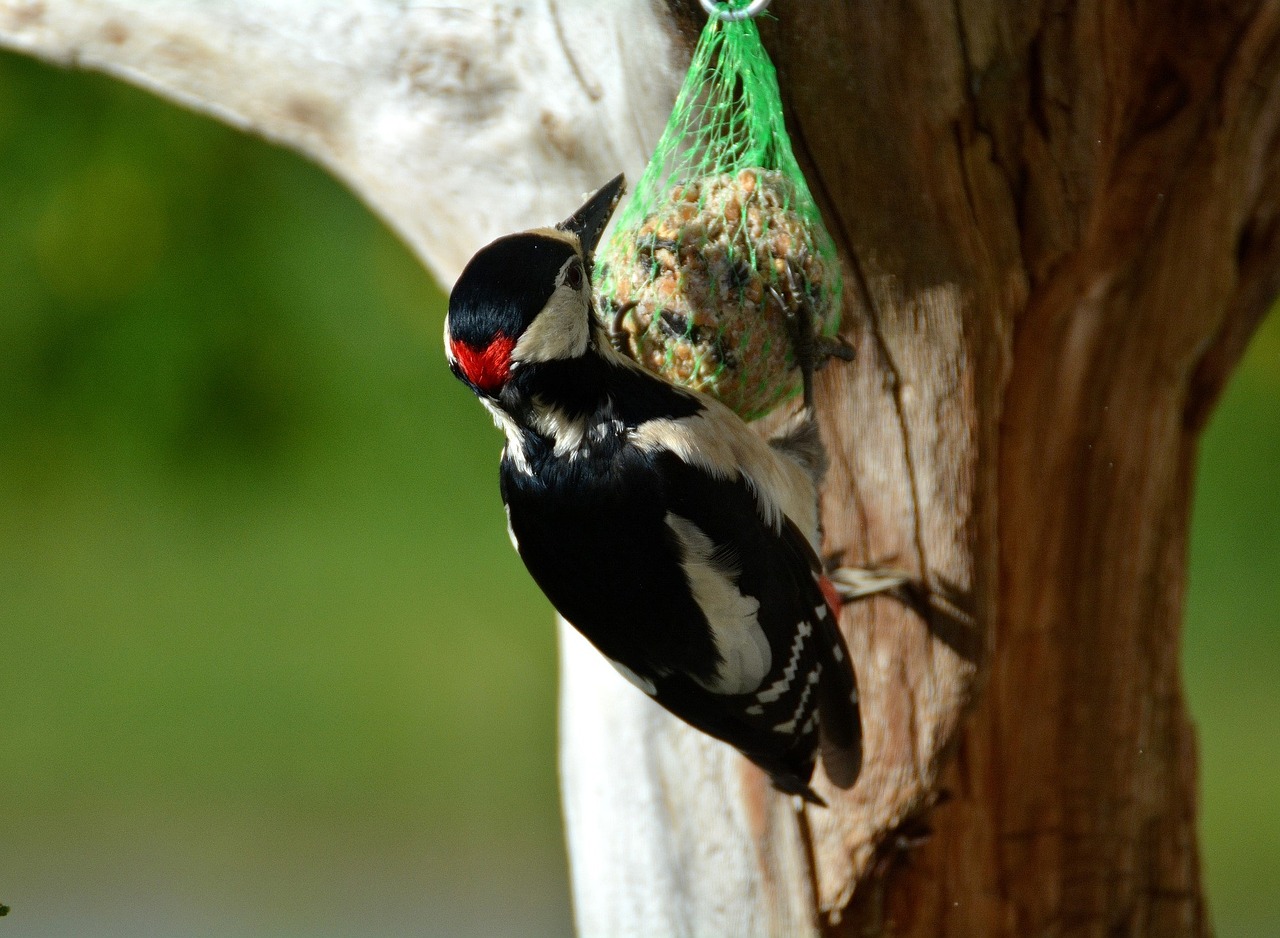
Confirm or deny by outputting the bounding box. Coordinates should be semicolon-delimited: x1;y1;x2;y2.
813;334;855;367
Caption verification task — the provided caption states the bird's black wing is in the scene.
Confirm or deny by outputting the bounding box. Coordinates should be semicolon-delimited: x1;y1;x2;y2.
500;436;860;799
646;451;861;798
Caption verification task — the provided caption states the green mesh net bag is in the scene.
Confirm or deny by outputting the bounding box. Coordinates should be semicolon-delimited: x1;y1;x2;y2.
594;2;842;421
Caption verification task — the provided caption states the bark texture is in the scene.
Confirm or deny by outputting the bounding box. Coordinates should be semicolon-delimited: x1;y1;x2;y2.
787;2;1280;933
4;1;1279;935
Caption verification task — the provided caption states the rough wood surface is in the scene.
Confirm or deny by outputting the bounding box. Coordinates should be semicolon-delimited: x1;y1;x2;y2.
0;0;680;279
786;2;1280;934
5;1;1280;935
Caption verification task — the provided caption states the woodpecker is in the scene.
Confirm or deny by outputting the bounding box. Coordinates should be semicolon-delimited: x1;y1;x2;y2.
445;175;893;803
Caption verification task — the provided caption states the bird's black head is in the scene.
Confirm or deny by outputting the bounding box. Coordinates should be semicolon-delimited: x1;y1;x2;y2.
445;174;624;399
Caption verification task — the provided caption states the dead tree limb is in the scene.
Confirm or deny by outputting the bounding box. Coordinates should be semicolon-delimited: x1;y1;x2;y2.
5;1;1278;934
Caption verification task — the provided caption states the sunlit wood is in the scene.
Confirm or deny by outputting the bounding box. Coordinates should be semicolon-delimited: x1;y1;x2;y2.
6;1;1278;934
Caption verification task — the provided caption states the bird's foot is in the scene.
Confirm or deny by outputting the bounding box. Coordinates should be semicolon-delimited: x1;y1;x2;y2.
772;284;855;410
813;333;855;368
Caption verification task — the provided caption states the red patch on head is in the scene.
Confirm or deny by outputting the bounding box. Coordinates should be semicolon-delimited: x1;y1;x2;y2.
450;333;516;393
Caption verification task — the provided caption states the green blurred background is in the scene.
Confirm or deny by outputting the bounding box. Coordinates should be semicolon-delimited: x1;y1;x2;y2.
0;49;1275;937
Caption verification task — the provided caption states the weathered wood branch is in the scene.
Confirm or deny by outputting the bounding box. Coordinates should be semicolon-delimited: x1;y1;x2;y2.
0;0;681;280
5;1;1278;935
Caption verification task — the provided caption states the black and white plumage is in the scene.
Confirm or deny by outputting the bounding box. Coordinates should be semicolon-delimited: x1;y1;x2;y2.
444;175;868;803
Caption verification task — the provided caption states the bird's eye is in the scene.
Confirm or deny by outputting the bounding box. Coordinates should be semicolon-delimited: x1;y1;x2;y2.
564;258;584;290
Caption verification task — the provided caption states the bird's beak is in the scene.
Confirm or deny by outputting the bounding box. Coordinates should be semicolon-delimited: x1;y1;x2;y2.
558;173;626;256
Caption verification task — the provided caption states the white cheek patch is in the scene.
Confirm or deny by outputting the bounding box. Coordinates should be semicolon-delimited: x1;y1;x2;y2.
512;284;589;363
665;512;771;695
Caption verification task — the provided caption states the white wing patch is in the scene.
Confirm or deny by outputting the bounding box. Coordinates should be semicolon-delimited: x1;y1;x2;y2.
633;402;819;546
665;512;771;695
756;620;812;703
773;664;822;735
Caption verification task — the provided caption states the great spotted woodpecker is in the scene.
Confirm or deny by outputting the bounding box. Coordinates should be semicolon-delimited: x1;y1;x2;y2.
445;176;898;803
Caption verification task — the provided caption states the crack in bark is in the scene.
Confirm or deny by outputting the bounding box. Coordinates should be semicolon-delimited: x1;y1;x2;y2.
949;21;997;241
949;0;1023;218
796;806;826;933
953;121;983;230
793;93;932;588
852;250;932;590
785;101;910;573
548;0;602;101
898;642;927;786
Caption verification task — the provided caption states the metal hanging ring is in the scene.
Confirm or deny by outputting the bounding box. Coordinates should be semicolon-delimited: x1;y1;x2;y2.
699;0;772;21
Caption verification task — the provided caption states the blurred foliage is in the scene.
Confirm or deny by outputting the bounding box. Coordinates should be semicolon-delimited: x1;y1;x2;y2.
1187;311;1280;934
0;43;1277;937
0;50;567;937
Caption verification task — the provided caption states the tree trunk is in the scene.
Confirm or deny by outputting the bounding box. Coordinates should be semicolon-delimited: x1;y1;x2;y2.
4;1;1278;935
